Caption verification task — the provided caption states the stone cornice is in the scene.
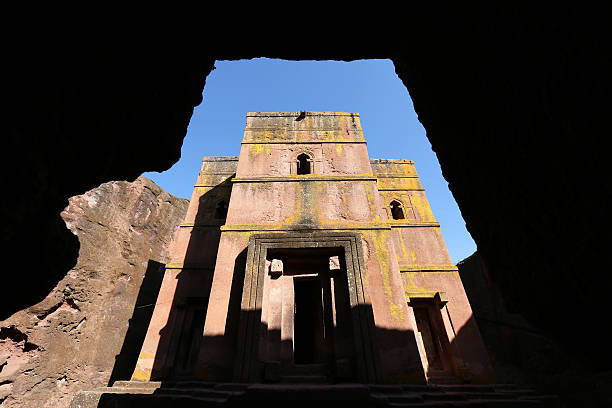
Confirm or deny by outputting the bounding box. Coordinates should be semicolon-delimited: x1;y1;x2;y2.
241;140;366;144
374;175;420;179
246;112;358;117
202;157;239;162
389;221;440;227
232;175;377;183
220;222;391;232
181;221;440;230
377;187;426;191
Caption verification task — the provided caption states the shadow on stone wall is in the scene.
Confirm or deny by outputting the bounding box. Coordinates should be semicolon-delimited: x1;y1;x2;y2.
107;260;166;385
149;180;233;379
458;252;612;407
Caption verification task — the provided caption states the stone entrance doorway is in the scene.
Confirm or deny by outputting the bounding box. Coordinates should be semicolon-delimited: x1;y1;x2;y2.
408;293;459;383
234;232;376;383
260;247;349;382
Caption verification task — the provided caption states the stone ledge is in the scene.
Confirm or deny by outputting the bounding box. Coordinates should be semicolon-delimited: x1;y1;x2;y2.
165;263;215;270
389;222;440;227
374;175;419;178
377;187;426;191
400;264;458;272
179;223;224;228
220;223;391;231
370;159;414;164
241;140;367;144
246;112;358;117
202;156;239;162
232;175;377;183
194;183;233;187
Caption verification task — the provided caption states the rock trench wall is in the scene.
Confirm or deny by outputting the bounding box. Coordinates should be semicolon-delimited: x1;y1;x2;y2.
3;6;611;406
0;177;188;408
458;252;612;406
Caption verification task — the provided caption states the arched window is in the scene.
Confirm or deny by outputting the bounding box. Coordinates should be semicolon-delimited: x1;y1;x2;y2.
390;200;405;220
215;200;228;219
296;153;312;175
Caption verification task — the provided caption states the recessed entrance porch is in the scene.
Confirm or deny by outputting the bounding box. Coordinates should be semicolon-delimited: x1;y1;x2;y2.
260;247;352;382
234;232;376;383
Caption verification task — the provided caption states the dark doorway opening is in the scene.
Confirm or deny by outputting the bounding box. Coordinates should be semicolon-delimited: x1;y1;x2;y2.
413;307;443;370
293;278;326;364
410;295;457;381
169;297;208;377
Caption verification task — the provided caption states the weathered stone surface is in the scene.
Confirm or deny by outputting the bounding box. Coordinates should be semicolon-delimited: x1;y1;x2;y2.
0;177;188;408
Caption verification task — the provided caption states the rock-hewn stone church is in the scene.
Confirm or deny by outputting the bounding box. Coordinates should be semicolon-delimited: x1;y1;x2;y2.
132;112;494;385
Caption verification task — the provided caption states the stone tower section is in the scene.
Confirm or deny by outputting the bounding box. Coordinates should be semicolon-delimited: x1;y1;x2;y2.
132;112;494;386
371;159;492;382
131;156;238;381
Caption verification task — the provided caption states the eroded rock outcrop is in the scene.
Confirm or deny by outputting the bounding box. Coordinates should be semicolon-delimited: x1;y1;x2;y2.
0;177;188;408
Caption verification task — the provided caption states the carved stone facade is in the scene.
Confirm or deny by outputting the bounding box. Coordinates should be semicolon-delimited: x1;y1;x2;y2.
132;112;494;384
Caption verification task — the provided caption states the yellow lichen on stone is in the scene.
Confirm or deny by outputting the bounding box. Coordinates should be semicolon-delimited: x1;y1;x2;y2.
282;183;304;226
402;272;430;296
131;352;155;381
399;233;411;261
371;230;404;322
390;303;404;322
251;144;264;156
131;367;152;381
363;182;379;219
410;193;435;222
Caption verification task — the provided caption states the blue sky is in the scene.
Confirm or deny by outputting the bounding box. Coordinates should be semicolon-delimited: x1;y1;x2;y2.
142;58;475;263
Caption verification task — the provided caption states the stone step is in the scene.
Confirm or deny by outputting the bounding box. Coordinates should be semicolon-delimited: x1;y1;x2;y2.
387;400;542;408
155;387;238;399
111;380;162;389
421;392;470;401
427;373;464;385
369;384;408;393
214;382;249;391
459;392;529;400
70;391;229;408
495;388;537;395
447;399;542;407
437;385;496;393
156;380;217;389
71;382;559;408
245;383;371;402
491;384;523;390
90;386;158;394
279;375;329;383
387;402;457;408
519;395;562;408
401;385;438;393
284;363;328;374
371;392;424;403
